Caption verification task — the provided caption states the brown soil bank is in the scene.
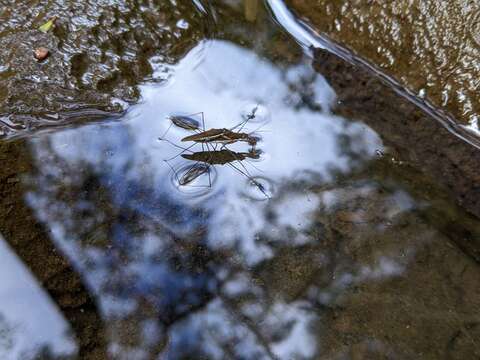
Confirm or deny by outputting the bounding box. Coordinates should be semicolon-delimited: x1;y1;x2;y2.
286;0;480;134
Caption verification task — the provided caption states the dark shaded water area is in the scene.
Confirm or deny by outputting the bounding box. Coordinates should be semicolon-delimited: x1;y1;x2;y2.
0;1;479;359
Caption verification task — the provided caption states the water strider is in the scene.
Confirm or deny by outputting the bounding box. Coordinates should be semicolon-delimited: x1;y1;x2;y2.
181;148;261;164
181;127;261;146
170;107;262;147
179;147;268;197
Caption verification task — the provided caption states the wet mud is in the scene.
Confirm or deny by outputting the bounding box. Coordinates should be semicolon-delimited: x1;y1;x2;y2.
287;0;480;135
0;0;210;139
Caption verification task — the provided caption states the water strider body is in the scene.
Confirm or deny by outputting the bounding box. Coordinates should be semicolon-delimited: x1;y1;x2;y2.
180;148;268;198
161;108;268;197
181;128;260;146
181;149;261;165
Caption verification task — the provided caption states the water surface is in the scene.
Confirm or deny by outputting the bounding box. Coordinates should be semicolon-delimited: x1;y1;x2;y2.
0;1;479;359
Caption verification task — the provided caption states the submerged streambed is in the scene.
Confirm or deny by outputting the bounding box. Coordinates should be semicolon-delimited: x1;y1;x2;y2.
0;1;479;359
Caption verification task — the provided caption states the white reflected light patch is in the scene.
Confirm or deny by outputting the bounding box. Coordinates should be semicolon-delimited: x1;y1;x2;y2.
274;192;320;232
266;301;317;359
0;235;77;359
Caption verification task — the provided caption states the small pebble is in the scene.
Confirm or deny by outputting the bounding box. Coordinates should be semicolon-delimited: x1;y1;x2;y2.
34;47;49;61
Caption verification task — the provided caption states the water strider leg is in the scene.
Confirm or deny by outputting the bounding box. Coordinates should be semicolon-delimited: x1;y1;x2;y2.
248;122;268;136
162;111;214;189
202;138;219;189
229;118;250;133
164;159;182;185
158;122;174;140
222;146;269;198
160;139;198;161
218;144;263;173
231;153;254;179
243;157;264;174
218;145;266;196
200;139;213;189
207;164;212;188
195;111;218;164
186;163;212;188
226;161;269;199
166;159;212;189
199;112;205;132
183;111;204;121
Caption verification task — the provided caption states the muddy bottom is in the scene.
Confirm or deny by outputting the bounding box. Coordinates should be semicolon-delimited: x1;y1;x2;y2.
0;1;479;359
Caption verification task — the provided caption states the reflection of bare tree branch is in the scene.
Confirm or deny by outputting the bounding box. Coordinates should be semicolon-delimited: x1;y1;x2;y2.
219;294;280;360
162;291;215;329
0;140;106;359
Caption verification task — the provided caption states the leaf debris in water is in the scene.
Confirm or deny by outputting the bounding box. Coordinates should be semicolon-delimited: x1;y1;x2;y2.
39;16;57;33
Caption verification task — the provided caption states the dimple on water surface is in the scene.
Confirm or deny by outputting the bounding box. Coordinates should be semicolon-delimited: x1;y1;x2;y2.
0;1;479;359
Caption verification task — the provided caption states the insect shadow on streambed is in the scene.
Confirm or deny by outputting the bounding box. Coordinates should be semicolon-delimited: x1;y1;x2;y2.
158;106;271;198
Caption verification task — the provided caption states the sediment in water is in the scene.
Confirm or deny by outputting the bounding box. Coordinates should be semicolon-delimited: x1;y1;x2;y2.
312;48;480;263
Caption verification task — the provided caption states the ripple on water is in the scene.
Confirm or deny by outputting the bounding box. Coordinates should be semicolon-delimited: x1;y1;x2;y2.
169;162;218;199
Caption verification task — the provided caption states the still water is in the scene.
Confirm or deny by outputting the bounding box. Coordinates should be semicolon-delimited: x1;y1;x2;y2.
0;1;479;359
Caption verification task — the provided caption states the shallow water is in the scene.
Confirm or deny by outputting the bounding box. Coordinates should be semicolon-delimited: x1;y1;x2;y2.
0;1;479;359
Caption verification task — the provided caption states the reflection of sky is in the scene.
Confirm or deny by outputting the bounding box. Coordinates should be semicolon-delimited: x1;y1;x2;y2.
25;40;390;358
0;235;76;359
32;40;382;264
